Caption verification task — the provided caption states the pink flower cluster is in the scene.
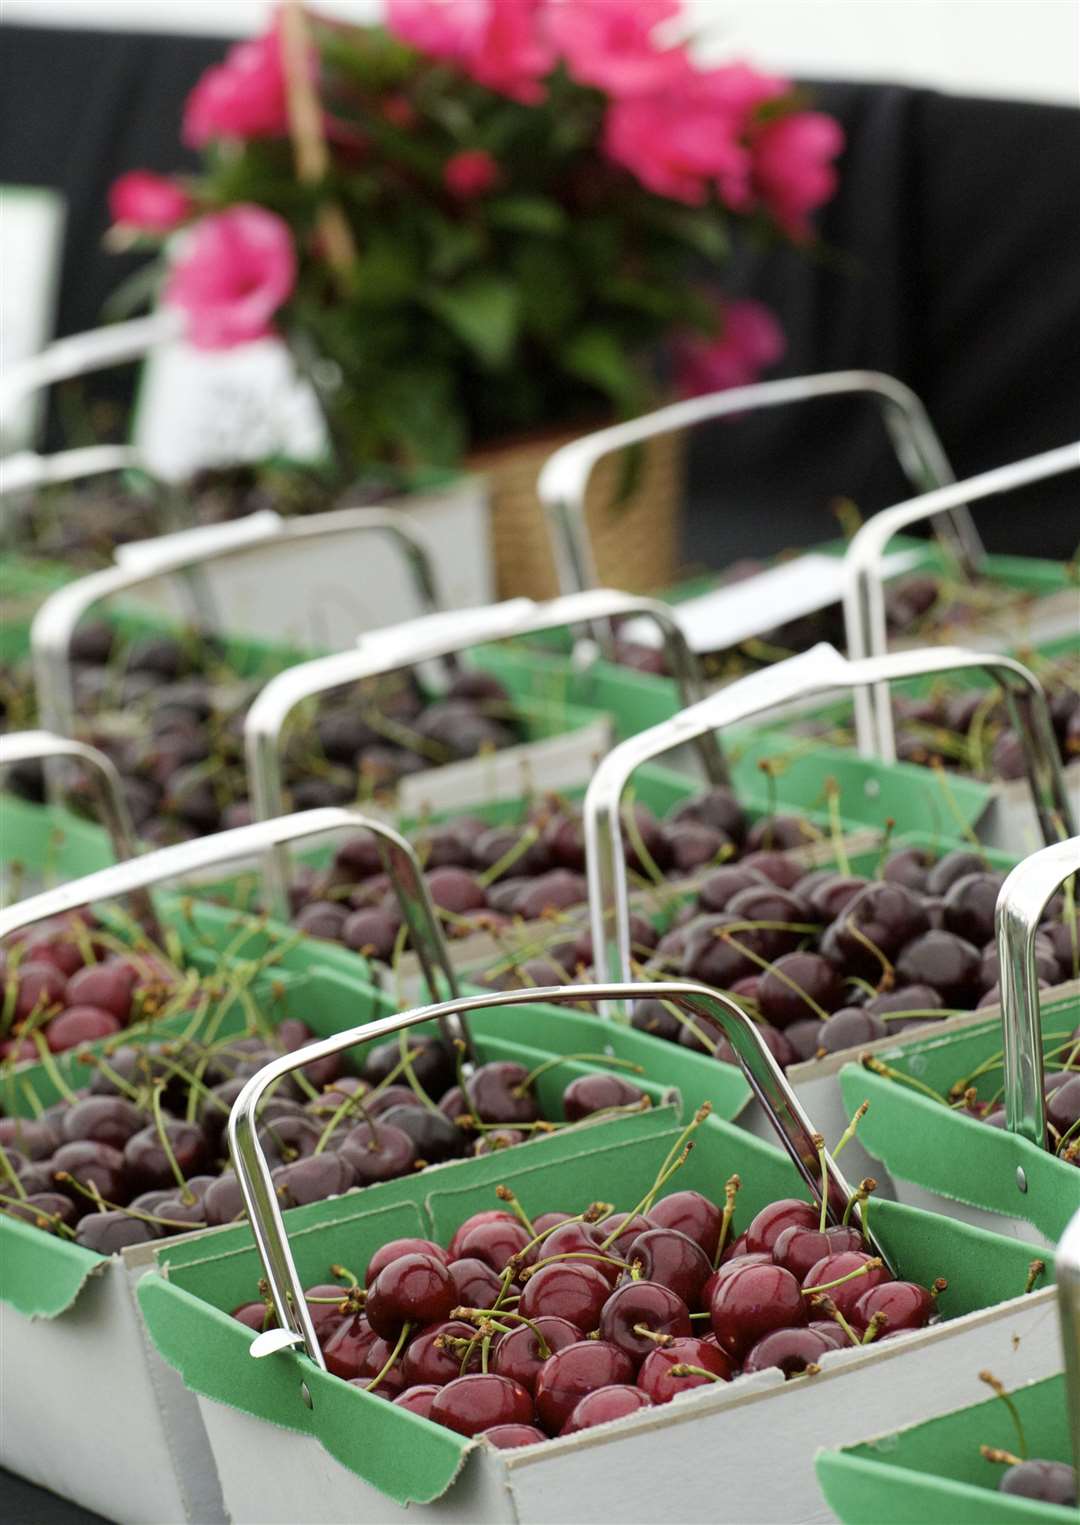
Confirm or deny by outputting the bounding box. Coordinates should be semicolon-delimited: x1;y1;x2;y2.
164;205;296;349
670;300;786;399
182;22;290;148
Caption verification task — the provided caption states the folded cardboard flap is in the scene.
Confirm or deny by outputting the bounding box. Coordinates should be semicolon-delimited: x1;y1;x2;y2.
0;1210;108;1318
815;1375;1068;1525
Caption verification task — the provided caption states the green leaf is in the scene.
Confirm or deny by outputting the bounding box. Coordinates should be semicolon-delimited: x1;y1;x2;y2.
642;204;730;263
561;329;644;412
377;366;467;468
426;276;520;368
486;196;567;236
512;243;581;339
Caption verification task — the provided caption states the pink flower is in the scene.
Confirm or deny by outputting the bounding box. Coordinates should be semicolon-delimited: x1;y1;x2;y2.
443;149;500;198
604;84;752;206
108;171;193;233
547;0;691;96
672;300;786;397
752;111;844;239
164;206;296;349
386;0;555;104
182;24;289;148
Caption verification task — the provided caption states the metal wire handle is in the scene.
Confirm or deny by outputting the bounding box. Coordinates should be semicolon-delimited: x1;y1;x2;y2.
0;806;469;1054
229;978;881;1369
244;587;727;920
585;642;1074;992
842;441;1080;758
537;370;983;601
1057;1205;1080;1478
0;728;159;936
0;312;182;414
29;505;449;740
0;445;148;498
995;836;1080;1158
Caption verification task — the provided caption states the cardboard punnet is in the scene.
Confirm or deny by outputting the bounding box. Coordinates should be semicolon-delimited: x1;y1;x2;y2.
137;1098;1062;1525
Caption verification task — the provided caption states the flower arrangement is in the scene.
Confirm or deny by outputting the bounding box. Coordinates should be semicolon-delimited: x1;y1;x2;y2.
110;1;843;476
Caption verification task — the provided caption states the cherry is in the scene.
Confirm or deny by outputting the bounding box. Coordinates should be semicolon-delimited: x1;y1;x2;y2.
232;1301;273;1333
852;1279;937;1336
595;1211;654;1260
1047;1076;1080;1136
492;1317;582;1392
745;1198;818;1255
803;1252;888;1319
363;1087;418;1118
455;1218;531;1273
4;1191;77;1231
401;1320;481;1386
515;871;588;920
757;952;846;1028
45;1005;123;1052
533;1341;635;1434
13;961;68;1020
740;852;807;890
480;1423;547;1449
293;902;348;942
998;1460;1077;1506
365;1253;457;1340
65;961;140;1020
743;1326;835;1376
895;931;981;1004
562;1072;645;1121
537;1221;619;1281
697;866;767;913
361;1035;456;1097
830;883;930;967
272;1153;354;1207
324;1315;379;1379
448;1210;518;1260
52;1140;130;1203
561;1384;652;1434
338;1121;417;1184
519;1263;612;1330
627;1229;711;1307
724;886;808;959
367;1238;452;1286
644;1190;722;1261
393;1385;441;1419
0;1116;61;1161
598;1281;692;1365
882;847;934;893
123;1119;209;1191
448;1257;504;1309
926;850;986;896
202;1173;245;1227
473;826;551;878
772;1224;863;1281
467;1062;540;1126
670;787;746;843
667;821;729;873
942;872;1004;946
302;1284;352;1343
75;1210;157;1253
429;1374;533;1438
637;1337;734;1404
342;908;402;961
709;1262;807;1358
425;867;487;916
808;1319;854;1350
353;1339;407;1397
818;1008;886;1052
806;875;870;921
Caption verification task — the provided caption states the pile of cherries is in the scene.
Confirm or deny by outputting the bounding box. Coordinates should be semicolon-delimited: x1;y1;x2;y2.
231;1161;945;1448
0;978;649;1251
288;784;822;960
2;623;526;843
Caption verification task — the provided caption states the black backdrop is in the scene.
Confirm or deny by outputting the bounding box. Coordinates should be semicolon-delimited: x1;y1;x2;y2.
3;22;1079;562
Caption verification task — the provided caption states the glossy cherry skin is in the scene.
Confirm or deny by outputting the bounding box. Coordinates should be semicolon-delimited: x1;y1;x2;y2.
636;1337;733;1403
448;1210;518;1260
560;1384;652;1435
393;1385;440;1419
3;1191;78;1232
52;1140;131;1204
594;1212;653;1260
366;1237;452;1286
757;952;846;1028
301;1284;353;1343
533;1341;635;1435
598;1281;692;1366
709;1262;807;1359
365;1253;457;1340
626;1229;712;1307
448;1257;504;1309
519;1262;611;1330
338;1121;417;1184
0;1116;60;1161
455;1218;531;1273
480;1423;547;1449
851;1279;936;1336
745;1198;818;1255
123;1119;210;1192
323;1315;380;1379
65;960;139;1020
803;1252;889;1320
467;1062;539;1126
13;961;69;1020
808;1319;855;1350
742;1326;835;1376
349;1347;406;1398
272;1153;354;1208
60;1096;146;1150
772;1224;864;1281
45;1005;123;1052
232;1300;273;1333
492;1316;582;1393
401;1320;480;1386
429;1374;534;1438
74;1209;157;1252
537;1220;620;1281
562;1073;645;1121
647;1190;722;1260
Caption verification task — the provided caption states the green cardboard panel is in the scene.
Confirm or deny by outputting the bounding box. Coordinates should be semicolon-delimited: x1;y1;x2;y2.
0;1209;105;1317
137;1101;1050;1507
816;1375;1072;1524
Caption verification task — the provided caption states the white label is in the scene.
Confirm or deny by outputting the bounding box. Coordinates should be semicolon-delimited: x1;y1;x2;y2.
0;185;66;450
620;549;925;652
132;332;329;482
114;508;283;574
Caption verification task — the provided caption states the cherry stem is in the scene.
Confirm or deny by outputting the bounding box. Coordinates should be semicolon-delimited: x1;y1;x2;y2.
632;1323;673;1346
452;1038;485;1131
842;917;894;992
507;1201;613;1272
77;1050;145;1104
841;1178;876;1230
872;818;896;879
511;1052;644;1098
809;1294;860;1346
814;1133;829;1234
55;1171;204;1229
495;1184;535;1238
521;1250;630;1279
713;1172;741;1269
598;1105;711;1254
366;1322;410;1392
980;1445;1025;1468
330;1262;360;1288
802;1258;883;1296
833;1101;869;1158
668;1363;724;1383
0;1189;76;1237
860;1053;949;1106
824;777;850;875
861;1310;888;1344
476;823;541;889
979;1371;1028;1460
150;1082;196;1206
1024;1260;1046;1296
30;1031;79;1104
719;934;831;1022
0;1141;29;1198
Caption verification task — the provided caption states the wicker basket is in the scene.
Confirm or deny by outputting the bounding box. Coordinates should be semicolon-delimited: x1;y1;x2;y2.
470;424;684;601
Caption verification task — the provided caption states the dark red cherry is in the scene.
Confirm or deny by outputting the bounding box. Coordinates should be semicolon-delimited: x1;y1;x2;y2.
480;1423;547;1449
366;1238;452;1286
519;1262;611;1330
998;1460;1077;1506
301;1284;352;1342
697;867;767;913
65;961;139;1020
881;848;934;893
894;931;981;1005
338;1121;417;1184
533;1341;635;1435
739;851;806;889
232;1300;273;1333
60;1097;145;1150
272;1153;354;1208
1047;1075;1080;1137
536;1221;618;1281
645;1190;722;1260
447;1257;504;1309
942;872;1004;946
926;850;986;896
745;1198;818;1255
401;1321;480;1386
352;1338;407;1397
4;1191;78;1231
365;1253;457;1340
45;1005;122;1052
807;875;870;921
818;1008;886;1052
637;1337;733;1403
829;883;930;968
74;1209;157;1253
803;1252;888;1319
447;1210;518;1260
743;1326;834;1376
393;1385;441;1419
0;1116;60;1161
808;1318;854;1349
562;1072;645;1121
561;1384;652;1434
123;1119;209;1192
455;1217;531;1273
757;952;846;1028
323;1314;379;1379
467;1062;540;1126
52;1140;130;1203
202;1172;245;1227
670;787;746;843
598;1280;692;1365
377;1105;466;1164
709;1262;807;1358
492;1316;582;1393
852;1279;936;1336
429;1373;533;1437
772;1224;863;1281
595;1212;654;1260
626;1229;711;1307
13;961;68;1020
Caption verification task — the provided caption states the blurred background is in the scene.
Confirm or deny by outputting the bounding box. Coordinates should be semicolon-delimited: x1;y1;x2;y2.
2;0;1079;561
